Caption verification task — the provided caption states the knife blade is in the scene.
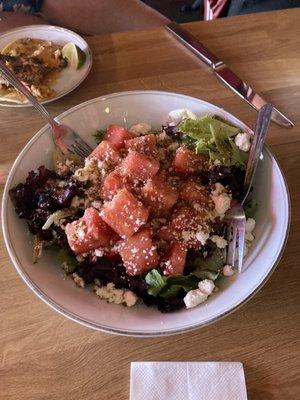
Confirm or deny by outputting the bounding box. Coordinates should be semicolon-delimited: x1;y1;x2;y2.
165;22;294;128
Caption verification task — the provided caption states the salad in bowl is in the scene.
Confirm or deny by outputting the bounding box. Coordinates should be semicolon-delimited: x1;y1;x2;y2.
10;109;257;313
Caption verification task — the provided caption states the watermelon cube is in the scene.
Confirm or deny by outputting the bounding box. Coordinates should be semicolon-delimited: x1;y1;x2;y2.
119;228;159;276
121;151;160;181
158;207;206;249
106;124;134;150
88;140;121;165
141;175;178;214
162;242;187;276
100;188;149;238
124;134;157;156
101;171;126;200
180;180;210;204
172;146;207;173
65;207;114;254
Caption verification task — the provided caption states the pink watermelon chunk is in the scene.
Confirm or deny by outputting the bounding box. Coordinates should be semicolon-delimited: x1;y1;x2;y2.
120;151;160;181
100;188;149;238
101;171;127;200
65;207;114;254
119;228;159;276
88;140;121;165
172;146;207;173
180;180;211;204
106;125;134;150
162;242;187;276
141;175;178;214
124;134;157;156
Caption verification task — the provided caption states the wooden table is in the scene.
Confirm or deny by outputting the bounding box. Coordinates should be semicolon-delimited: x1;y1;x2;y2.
1;9;299;400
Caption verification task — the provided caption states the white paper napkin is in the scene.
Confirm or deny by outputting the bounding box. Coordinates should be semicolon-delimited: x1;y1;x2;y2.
130;362;248;400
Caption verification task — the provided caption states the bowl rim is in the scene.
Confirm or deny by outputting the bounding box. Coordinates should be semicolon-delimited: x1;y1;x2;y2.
0;24;93;107
1;90;291;337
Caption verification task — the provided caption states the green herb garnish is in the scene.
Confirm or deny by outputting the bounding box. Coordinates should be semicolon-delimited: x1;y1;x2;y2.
93;129;106;144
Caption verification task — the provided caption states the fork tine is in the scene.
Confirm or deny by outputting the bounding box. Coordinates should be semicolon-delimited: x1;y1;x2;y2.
226;224;237;268
70;143;87;158
75;137;93;154
237;225;246;273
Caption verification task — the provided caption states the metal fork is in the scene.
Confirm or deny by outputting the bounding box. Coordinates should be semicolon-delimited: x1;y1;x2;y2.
0;59;92;158
225;103;273;272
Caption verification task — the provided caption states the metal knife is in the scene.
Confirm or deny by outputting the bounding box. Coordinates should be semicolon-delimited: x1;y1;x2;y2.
165;22;294;128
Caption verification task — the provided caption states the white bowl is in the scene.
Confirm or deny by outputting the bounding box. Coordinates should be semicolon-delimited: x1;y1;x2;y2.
1;91;290;336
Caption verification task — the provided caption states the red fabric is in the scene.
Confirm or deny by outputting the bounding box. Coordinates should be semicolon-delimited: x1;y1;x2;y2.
204;0;230;20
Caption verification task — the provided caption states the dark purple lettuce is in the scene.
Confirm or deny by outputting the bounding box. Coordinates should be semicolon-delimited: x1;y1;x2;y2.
201;165;245;198
10;166;56;218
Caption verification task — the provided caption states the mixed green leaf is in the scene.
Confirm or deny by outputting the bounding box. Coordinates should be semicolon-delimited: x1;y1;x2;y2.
244;197;258;219
178;116;248;168
93;129;106;144
145;265;220;300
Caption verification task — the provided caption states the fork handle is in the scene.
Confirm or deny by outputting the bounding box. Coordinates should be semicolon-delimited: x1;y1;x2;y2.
242;103;273;205
0;59;58;129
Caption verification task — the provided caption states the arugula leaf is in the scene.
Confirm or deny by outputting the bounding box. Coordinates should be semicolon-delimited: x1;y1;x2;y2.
244;198;258;219
145;269;167;296
93;129;106;144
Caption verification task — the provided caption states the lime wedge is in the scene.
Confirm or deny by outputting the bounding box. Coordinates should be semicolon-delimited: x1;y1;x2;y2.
62;43;86;69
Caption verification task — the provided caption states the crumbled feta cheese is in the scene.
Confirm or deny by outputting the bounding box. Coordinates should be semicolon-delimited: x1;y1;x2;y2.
95;248;104;257
212;192;231;216
94;283;137;307
223;264;235;276
77;229;85;239
235;132;251;152
73;158;99;183
245;232;254;242
72;273;85;288
210;235;227;249
124;291;138;307
129;122;151;135
212;182;226;196
246;218;256;233
184;279;215;309
195;230;210;246
168;109;197;124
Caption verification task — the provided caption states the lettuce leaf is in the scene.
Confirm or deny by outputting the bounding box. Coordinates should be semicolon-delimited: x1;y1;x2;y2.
178;115;239;140
145;269;218;299
145;269;167;296
178;116;248;168
191;248;225;272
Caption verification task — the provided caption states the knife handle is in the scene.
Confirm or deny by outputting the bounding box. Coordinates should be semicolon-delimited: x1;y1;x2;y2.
166;22;223;69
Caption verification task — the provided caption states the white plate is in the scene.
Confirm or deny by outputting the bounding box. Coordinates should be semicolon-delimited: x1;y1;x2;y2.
1;91;290;336
0;25;92;106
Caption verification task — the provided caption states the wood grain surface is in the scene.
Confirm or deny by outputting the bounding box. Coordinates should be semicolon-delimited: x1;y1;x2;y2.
1;9;299;400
